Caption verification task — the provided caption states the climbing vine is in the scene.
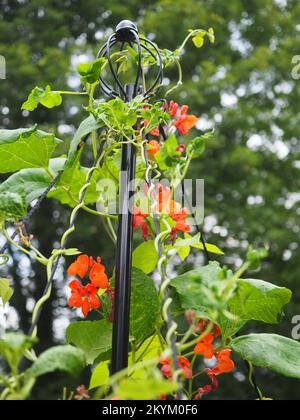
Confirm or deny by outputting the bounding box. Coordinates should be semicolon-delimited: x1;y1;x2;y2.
0;26;299;401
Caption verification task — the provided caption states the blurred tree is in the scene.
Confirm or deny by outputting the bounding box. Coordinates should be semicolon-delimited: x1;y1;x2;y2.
0;0;299;399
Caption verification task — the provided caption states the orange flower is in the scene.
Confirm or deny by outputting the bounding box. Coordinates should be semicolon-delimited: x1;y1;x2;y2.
194;334;215;359
173;106;198;135
174;114;198;135
148;140;161;156
174;220;191;233
67;255;90;278
210;349;235;375
90;263;109;289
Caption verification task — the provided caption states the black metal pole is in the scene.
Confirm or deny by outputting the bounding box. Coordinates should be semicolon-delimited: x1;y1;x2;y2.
97;20;163;374
111;83;137;374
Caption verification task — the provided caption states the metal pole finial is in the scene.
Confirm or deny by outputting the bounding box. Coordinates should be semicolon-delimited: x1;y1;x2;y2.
115;20;138;41
97;20;163;100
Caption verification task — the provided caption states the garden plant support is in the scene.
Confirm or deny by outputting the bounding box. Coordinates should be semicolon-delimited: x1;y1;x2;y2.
0;16;298;401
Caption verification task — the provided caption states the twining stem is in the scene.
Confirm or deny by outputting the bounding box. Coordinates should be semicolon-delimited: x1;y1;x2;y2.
166;59;183;97
88;84;98;158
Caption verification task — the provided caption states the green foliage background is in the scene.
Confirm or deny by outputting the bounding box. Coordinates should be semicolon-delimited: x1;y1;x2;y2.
0;0;299;400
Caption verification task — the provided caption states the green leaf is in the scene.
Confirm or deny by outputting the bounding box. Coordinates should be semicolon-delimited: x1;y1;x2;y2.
177;245;191;261
78;58;106;84
155;134;180;171
171;262;223;314
0;168;52;204
140;104;170;134
208;28;215;43
116;55;132;75
187;131;214;158
177;234;224;255
89;360;110;390
93;98;138;134
218;314;246;340
29;345;86;378
47;157;100;207
67;115;104;166
228;279;292;324
130;268;160;342
0;333;36;374
0;278;13;305
129;335;161;365
132;240;158;274
0;126;61;173
0;191;27;221
232;334;300;379
192;34;205;48
247;247;269;270
116;371;179;400
22;85;62;111
66;320;112;365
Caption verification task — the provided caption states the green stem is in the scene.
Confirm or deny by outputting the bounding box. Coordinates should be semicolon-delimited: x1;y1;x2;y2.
188;355;197;398
179;324;213;352
1;227;47;266
55;91;88;96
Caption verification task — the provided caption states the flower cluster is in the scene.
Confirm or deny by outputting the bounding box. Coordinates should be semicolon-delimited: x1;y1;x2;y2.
160;356;192;379
67;255;109;317
193;319;235;399
133;183;191;241
146;100;199;157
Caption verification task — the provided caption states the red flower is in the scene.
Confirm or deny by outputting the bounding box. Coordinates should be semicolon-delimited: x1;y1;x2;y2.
67;255;90;278
170;220;191;243
160;356;192;379
178;356;193;379
170;205;188;222
75;385;90;401
68;280;84;308
157;184;172;213
194;334;215;359
176;144;186;154
168;100;179;118
144;120;161;137
198;319;222;338
90;263;109;289
195;370;219;399
133;208;149;240
68;281;100;317
150;128;160;137
160;359;173;378
209;349;235;376
148;140;161;156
